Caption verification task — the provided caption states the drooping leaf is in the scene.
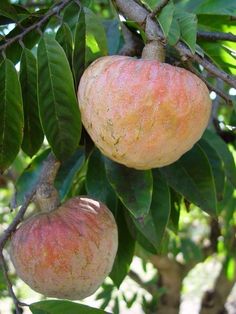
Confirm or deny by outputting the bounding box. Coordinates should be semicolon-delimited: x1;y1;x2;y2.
0;58;23;172
84;7;108;65
103;19;123;55
37;36;81;161
73;7;86;85
86;149;117;213
104;158;153;218
110;202;135;288
157;0;175;37
160;144;217;216
30;300;110;314
55;147;85;200
62;1;81;35
16;149;50;206
56;23;73;67
203;130;236;188
168;16;181;45
175;10;197;53
169;189;181;233
198;138;225;201
131;170;171;251
20;48;44;157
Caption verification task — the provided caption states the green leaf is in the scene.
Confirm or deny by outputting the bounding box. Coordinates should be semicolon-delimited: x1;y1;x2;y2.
169;190;181;232
198;138;225;201
0;59;23;172
20;48;44;157
103;19;122;55
37;36;81;161
195;0;236;15
104;158;153;218
160;144;217;216
63;1;81;35
131;170;171;251
167;16;181;46
84;7;108;65
86;149;117;213
1;10;48;64
110;203;135;288
157;0;175;37
55;147;85;200
30;300;110;314
175;10;197;53
56;23;73;67
203;130;236;188
0;0;18;21
16;149;50;206
73;7;86;85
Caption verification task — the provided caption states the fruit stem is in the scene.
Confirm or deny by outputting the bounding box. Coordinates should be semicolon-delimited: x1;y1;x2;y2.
141;41;165;62
34;153;61;212
141;15;166;62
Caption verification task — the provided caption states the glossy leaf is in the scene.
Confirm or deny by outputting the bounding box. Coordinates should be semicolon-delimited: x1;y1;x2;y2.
20;48;43;157
73;7;86;85
160;144;217;216
131;170;171;251
175;10;197;53
16;149;50;206
198;138;225;201
110;203;135;287
105;159;153;218
56;23;73;67
63;1;81;35
86;149;117;213
30;300;110;314
203;130;236;188
55;147;85;200
0;59;23;172
37;36;81;161
157;0;175;37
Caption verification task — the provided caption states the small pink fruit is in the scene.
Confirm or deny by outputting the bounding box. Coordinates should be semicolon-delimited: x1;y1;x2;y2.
10;197;118;300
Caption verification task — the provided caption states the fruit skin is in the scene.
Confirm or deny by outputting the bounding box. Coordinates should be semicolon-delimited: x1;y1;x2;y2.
10;197;118;300
78;56;212;169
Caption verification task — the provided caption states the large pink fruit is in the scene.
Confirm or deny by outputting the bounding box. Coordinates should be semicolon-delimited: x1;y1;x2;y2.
10;197;118;300
78;56;212;169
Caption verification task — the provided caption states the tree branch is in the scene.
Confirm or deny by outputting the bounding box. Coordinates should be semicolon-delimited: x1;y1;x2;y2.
186;62;233;107
200;262;236;314
197;30;236;43
0;0;72;52
114;0;236;89
0;252;28;314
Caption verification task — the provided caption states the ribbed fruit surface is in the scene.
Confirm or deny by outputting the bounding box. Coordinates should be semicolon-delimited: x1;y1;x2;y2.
78;56;212;169
10;197;118;300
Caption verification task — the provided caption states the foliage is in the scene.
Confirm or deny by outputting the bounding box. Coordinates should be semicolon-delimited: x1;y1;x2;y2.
0;0;236;313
